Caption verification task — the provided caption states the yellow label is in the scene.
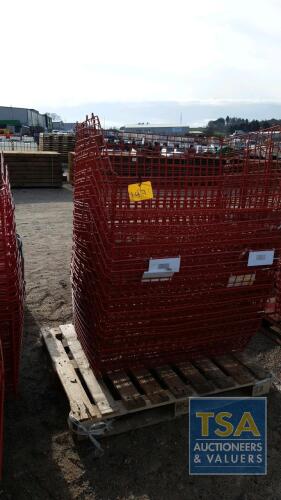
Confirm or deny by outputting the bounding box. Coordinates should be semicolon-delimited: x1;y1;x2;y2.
128;181;153;202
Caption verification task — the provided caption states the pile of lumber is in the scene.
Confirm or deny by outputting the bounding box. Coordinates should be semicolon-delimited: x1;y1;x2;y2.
68;152;75;185
39;133;75;163
3;151;63;187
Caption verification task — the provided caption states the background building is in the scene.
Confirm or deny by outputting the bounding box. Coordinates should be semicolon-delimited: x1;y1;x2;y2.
0;106;52;133
120;123;190;135
52;121;76;132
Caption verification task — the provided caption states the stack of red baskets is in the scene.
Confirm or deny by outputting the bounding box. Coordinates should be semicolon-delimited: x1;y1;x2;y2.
0;152;24;392
0;341;4;478
72;115;281;374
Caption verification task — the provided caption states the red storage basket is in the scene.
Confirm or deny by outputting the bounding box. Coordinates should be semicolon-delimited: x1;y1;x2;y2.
0;153;24;393
72;116;281;373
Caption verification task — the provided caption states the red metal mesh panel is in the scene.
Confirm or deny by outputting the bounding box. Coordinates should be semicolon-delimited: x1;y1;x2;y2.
0;340;4;478
0;153;24;392
72;115;281;373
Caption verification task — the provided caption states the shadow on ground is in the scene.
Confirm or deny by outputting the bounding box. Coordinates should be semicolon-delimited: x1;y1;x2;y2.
70;386;281;500
2;308;74;500
12;186;73;205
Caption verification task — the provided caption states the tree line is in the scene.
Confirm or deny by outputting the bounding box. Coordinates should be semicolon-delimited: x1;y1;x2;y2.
205;116;281;135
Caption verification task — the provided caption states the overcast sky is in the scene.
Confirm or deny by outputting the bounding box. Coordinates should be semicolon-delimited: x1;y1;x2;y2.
2;0;281;125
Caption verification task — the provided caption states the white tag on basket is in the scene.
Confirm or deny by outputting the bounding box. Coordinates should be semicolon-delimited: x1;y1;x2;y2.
142;257;181;282
148;257;181;273
247;250;275;267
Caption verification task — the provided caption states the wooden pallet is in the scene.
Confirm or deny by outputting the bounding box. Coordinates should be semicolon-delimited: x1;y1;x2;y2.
39;133;75;164
4;151;63;187
42;324;272;439
68;152;75;185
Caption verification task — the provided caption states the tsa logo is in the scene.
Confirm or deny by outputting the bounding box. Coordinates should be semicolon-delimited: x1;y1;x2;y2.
189;397;266;475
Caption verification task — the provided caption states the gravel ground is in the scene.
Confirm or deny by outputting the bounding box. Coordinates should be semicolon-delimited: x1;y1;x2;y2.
1;186;281;500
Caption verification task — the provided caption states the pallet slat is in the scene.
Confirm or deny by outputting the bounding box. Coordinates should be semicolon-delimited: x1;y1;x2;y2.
194;358;236;390
176;361;216;394
60;325;114;416
132;367;170;404
233;352;269;380
42;328;100;421
214;354;256;385
154;365;194;398
107;371;146;410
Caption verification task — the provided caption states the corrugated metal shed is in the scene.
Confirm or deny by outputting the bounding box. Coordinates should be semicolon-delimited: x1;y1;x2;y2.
0;106;50;130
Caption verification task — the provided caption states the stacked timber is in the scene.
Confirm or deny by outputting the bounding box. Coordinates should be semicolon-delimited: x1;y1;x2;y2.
3;151;63;188
39;133;75;163
68;152;75;185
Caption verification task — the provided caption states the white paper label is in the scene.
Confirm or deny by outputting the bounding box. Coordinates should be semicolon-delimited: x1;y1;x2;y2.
248;250;275;267
148;257;181;273
142;257;181;282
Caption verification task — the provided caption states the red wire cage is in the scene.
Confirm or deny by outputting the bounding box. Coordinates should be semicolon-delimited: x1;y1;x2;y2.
72;115;281;373
0;339;4;479
0;152;24;393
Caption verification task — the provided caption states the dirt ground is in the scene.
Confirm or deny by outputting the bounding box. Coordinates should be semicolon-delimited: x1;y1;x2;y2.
1;186;281;500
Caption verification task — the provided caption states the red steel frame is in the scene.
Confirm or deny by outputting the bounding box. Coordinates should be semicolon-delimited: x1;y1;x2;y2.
0;340;4;478
72;115;281;373
0;152;24;393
